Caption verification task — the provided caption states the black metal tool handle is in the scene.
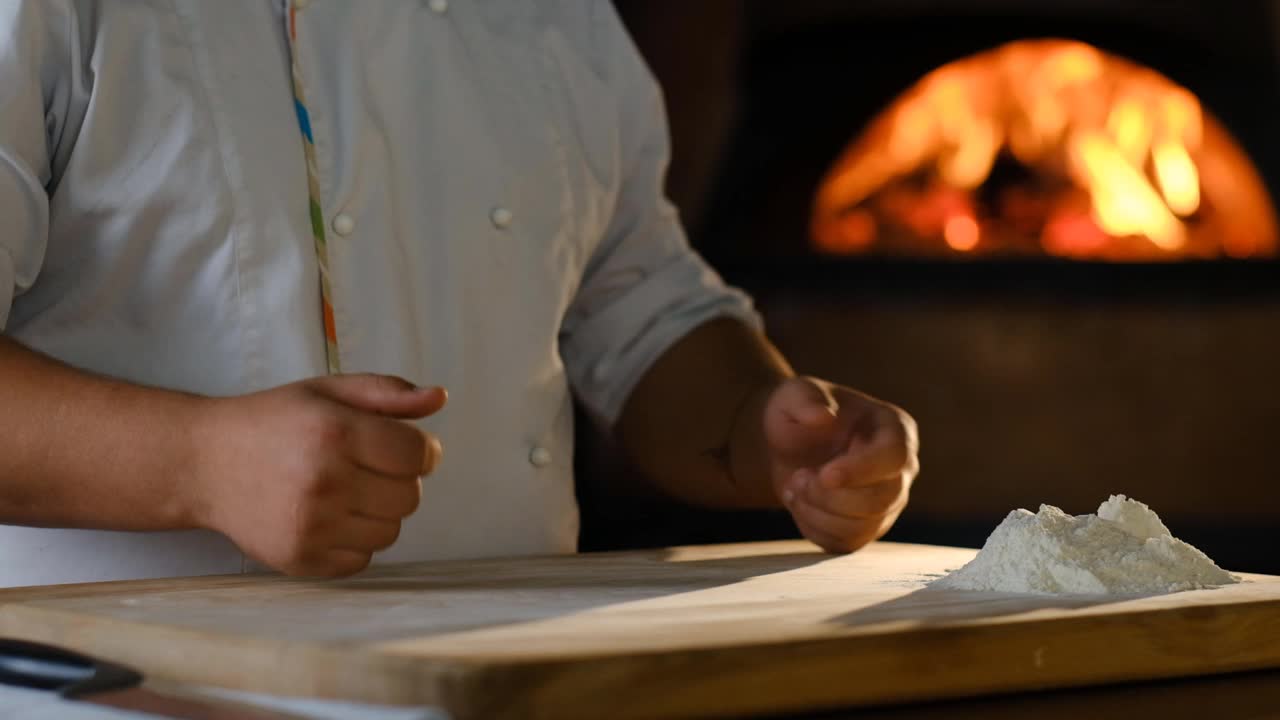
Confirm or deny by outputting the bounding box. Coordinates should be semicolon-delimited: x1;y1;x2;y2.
0;638;143;699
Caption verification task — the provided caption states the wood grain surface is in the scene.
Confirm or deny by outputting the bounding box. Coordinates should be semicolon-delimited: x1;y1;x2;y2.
0;541;1276;719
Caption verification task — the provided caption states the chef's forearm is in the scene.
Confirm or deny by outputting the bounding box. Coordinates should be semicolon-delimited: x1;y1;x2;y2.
616;317;791;509
0;336;205;530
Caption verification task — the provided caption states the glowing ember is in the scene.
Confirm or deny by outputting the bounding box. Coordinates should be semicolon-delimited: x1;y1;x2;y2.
812;39;1278;261
944;215;980;252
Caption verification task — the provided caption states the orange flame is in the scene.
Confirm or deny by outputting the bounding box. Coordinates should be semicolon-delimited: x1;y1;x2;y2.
1152;141;1200;217
812;39;1279;260
1069;132;1184;250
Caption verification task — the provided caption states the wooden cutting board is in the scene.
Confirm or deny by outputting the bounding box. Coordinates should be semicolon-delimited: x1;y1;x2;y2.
0;541;1277;719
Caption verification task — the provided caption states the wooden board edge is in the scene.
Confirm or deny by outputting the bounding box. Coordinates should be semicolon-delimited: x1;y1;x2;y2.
0;604;481;707
434;598;1280;719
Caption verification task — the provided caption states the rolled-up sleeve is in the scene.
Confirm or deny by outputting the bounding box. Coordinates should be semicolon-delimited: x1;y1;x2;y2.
559;2;761;427
0;1;66;330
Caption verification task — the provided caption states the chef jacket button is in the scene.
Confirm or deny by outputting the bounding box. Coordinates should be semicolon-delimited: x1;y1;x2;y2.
529;446;552;468
332;213;355;237
490;206;513;229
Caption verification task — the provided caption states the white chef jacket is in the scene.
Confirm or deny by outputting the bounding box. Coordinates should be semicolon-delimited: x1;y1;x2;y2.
0;0;758;587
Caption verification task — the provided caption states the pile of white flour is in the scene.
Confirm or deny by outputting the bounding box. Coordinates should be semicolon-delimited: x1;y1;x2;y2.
933;495;1238;596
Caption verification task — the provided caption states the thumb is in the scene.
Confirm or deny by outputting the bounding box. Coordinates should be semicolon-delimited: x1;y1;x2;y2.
310;374;448;419
765;377;837;455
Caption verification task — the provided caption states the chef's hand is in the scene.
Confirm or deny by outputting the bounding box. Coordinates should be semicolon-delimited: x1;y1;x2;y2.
189;375;445;577
762;377;918;553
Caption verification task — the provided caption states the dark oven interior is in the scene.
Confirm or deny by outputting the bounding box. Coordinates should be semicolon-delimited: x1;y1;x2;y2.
577;0;1280;574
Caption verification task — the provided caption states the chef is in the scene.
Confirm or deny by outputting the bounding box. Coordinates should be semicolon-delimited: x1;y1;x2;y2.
0;0;919;587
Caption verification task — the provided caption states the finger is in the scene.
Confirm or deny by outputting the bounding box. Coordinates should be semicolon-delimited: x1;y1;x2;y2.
347;415;441;476
778;467;817;506
423;432;443;475
779;377;839;425
765;378;839;456
820;412;912;489
804;474;908;519
791;493;883;553
794;509;876;555
793;515;848;555
348;469;423;520
330;514;404;553
873;504;905;542
312;374;448;419
288;549;373;578
780;469;870;552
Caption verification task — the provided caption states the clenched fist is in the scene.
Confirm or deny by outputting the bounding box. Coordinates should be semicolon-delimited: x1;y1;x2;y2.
188;374;445;577
759;377;919;553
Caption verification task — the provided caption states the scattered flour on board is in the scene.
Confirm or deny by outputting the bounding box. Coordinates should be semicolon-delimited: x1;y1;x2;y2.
932;495;1239;596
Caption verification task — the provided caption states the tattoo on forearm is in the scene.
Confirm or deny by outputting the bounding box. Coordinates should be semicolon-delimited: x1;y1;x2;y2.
702;383;763;487
703;444;733;484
